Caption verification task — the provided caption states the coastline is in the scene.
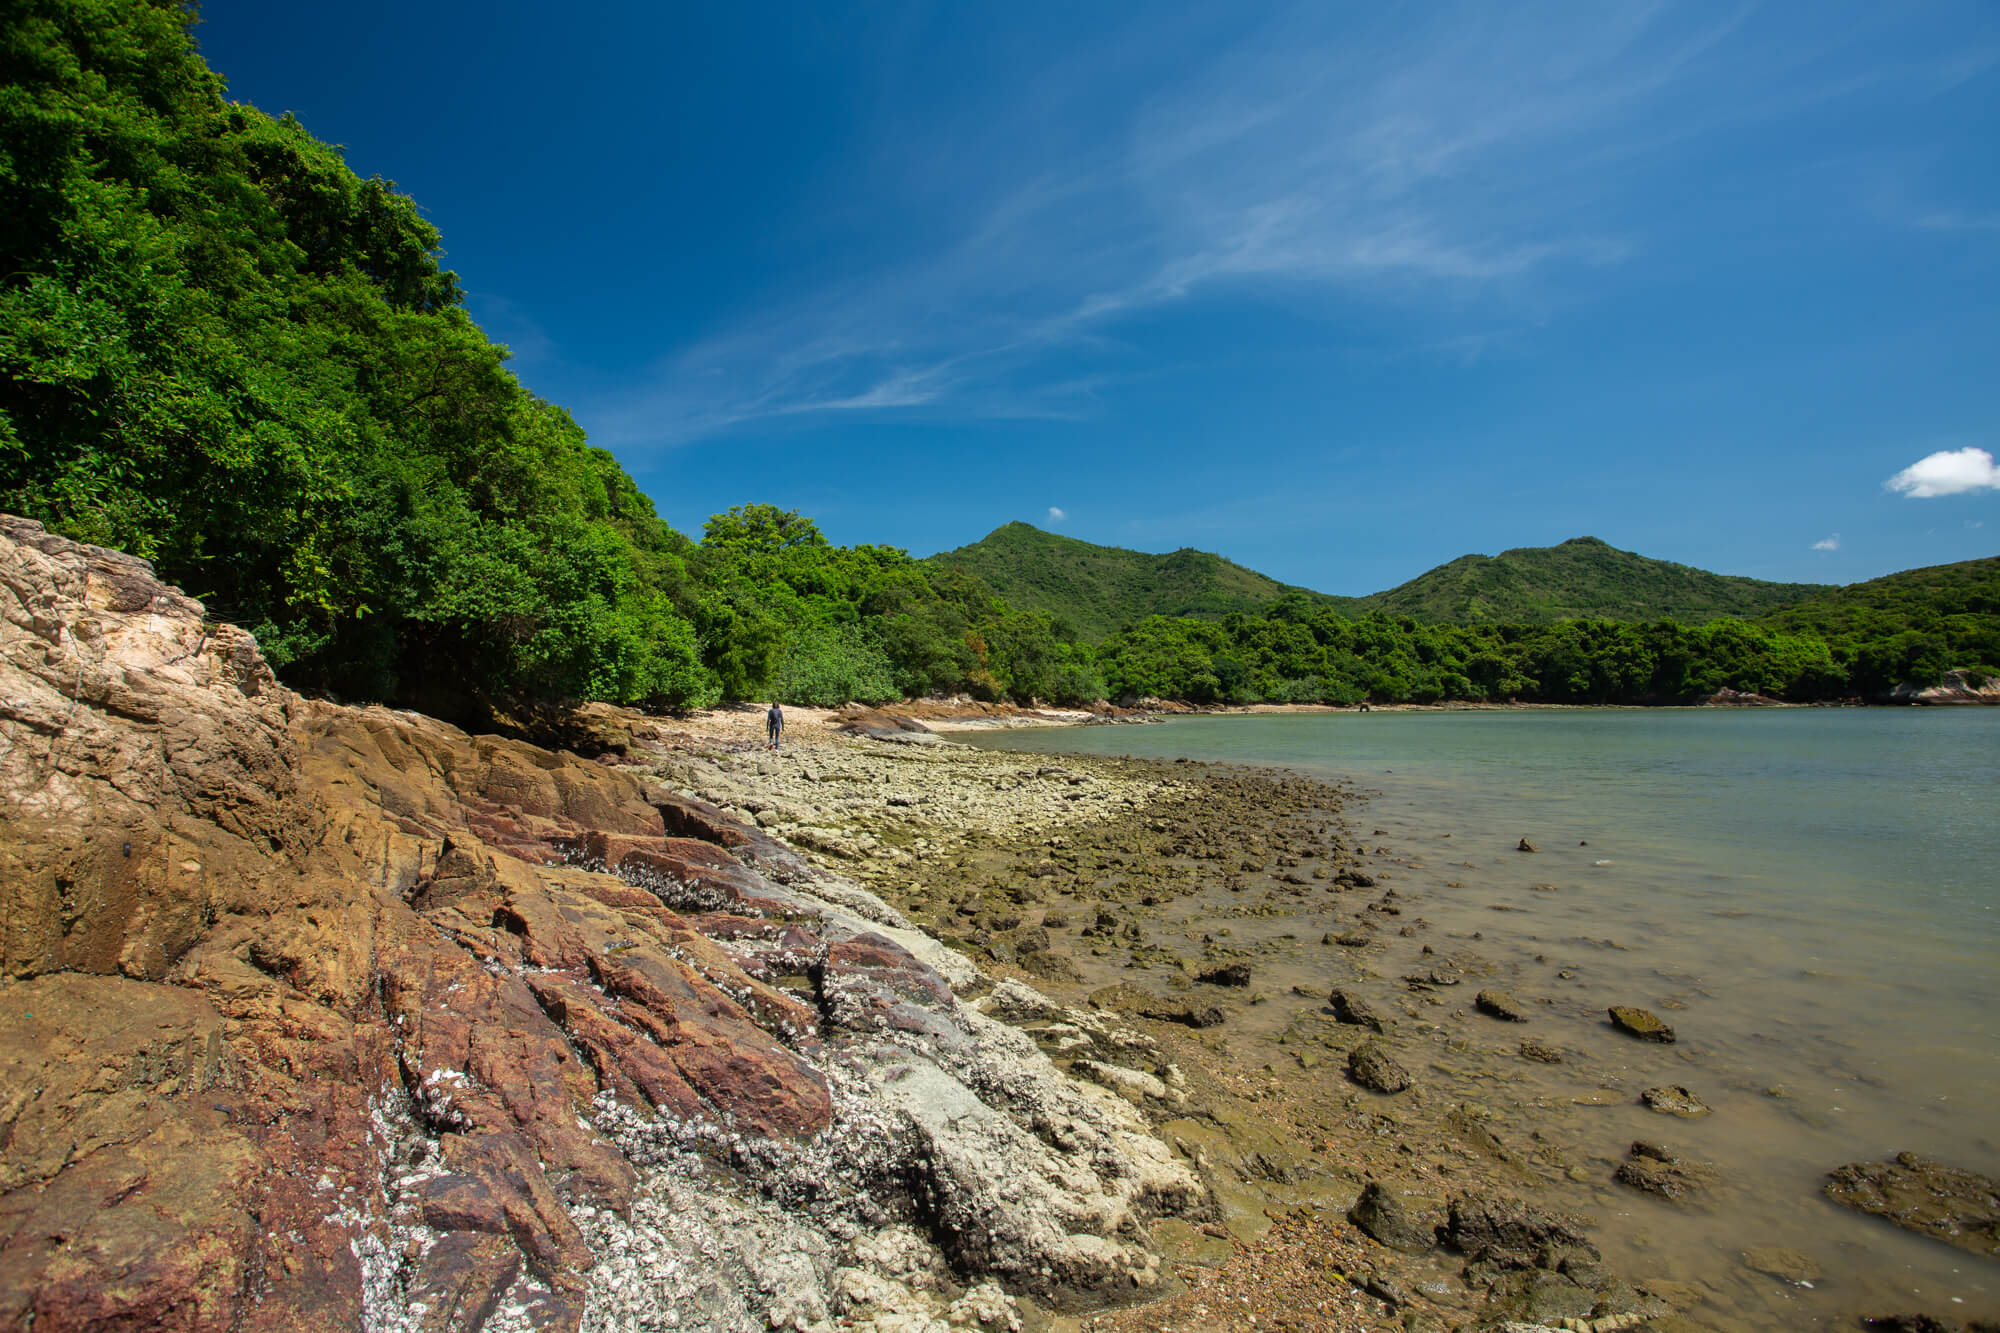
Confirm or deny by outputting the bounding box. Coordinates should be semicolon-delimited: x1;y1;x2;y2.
631;700;1998;1333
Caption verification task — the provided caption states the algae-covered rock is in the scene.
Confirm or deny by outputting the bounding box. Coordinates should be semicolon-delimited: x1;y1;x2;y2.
1641;1085;1711;1117
1608;1005;1676;1042
1824;1152;2000;1258
1476;988;1532;1022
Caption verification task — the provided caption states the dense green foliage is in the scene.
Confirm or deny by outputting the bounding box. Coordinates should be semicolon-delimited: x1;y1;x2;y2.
1094;603;1849;705
688;505;1106;707
1361;536;1827;625
1755;557;2000;694
929;521;1358;643
1;0;712;708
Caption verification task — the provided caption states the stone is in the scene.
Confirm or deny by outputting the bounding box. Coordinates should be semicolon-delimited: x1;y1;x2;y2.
1328;986;1389;1033
1824;1153;2000;1258
1348;1181;1438;1252
1517;838;1539;853
1441;1192;1598;1271
1615;1141;1722;1203
1641;1085;1711;1117
1518;1039;1564;1064
1741;1246;1821;1283
1198;961;1252;987
1332;930;1372;948
1476;989;1532;1022
1608;1006;1675;1042
1348;1041;1412;1094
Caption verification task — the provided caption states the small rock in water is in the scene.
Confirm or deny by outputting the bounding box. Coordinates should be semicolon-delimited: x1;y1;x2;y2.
1742;1245;1823;1283
1197;961;1252;988
1328;987;1388;1033
1615;1140;1721;1203
1608;1005;1675;1043
1475;988;1532;1022
1517;837;1539;853
1518;1039;1564;1064
1641;1084;1711;1117
1347;1041;1413;1094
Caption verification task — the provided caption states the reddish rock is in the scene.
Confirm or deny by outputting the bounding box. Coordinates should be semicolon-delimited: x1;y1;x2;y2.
0;517;840;1331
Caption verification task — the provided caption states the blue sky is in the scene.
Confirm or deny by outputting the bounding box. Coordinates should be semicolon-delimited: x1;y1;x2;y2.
195;1;1998;595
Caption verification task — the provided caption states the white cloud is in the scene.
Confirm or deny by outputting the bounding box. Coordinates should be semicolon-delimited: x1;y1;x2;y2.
1046;506;1068;524
1811;533;1840;551
1884;447;2000;499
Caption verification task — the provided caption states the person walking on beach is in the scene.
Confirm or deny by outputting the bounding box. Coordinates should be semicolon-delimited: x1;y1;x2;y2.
766;701;784;750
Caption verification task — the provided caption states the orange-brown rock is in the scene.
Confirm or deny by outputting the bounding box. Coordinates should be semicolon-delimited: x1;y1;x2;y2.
0;516;833;1330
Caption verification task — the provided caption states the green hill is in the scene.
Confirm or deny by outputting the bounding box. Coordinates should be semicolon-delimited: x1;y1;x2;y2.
929;522;1360;641
1357;536;1827;625
930;526;1827;639
1753;556;2000;692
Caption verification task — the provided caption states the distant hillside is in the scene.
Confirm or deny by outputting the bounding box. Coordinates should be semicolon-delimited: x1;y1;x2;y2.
1357;537;1827;625
1754;556;2000;690
929;522;1359;641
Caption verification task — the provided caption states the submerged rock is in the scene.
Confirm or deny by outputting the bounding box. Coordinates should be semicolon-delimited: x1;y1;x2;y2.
1476;988;1532;1022
1348;1041;1413;1094
1518;1039;1564;1064
1741;1245;1822;1283
1198;961;1253;987
1824;1153;2000;1258
1608;1005;1676;1042
1641;1085;1711;1117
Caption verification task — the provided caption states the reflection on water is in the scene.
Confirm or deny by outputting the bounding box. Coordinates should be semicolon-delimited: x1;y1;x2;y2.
968;708;2000;1327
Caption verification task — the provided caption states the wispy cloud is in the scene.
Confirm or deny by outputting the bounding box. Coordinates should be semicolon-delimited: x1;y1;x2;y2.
1046;506;1068;524
586;2;1969;448
1885;447;2000;498
1811;533;1841;551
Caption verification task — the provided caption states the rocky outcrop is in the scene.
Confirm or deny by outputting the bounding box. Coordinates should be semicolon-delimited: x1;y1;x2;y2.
0;518;1201;1332
1825;1153;2000;1258
1891;670;2000;706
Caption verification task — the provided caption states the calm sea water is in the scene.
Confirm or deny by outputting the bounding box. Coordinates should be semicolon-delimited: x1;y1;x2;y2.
968;708;2000;1326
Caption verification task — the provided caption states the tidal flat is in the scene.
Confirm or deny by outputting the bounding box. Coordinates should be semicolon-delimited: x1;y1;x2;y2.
652;704;1999;1332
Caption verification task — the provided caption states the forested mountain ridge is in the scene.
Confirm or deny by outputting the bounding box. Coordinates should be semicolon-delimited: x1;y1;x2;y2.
1362;535;1827;625
931;526;1826;632
929;522;1361;642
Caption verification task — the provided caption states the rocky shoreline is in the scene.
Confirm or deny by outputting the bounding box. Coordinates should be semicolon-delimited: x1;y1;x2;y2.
4;515;1995;1333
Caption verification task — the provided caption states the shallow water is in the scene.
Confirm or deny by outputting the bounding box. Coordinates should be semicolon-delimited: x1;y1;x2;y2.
968;708;2000;1327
